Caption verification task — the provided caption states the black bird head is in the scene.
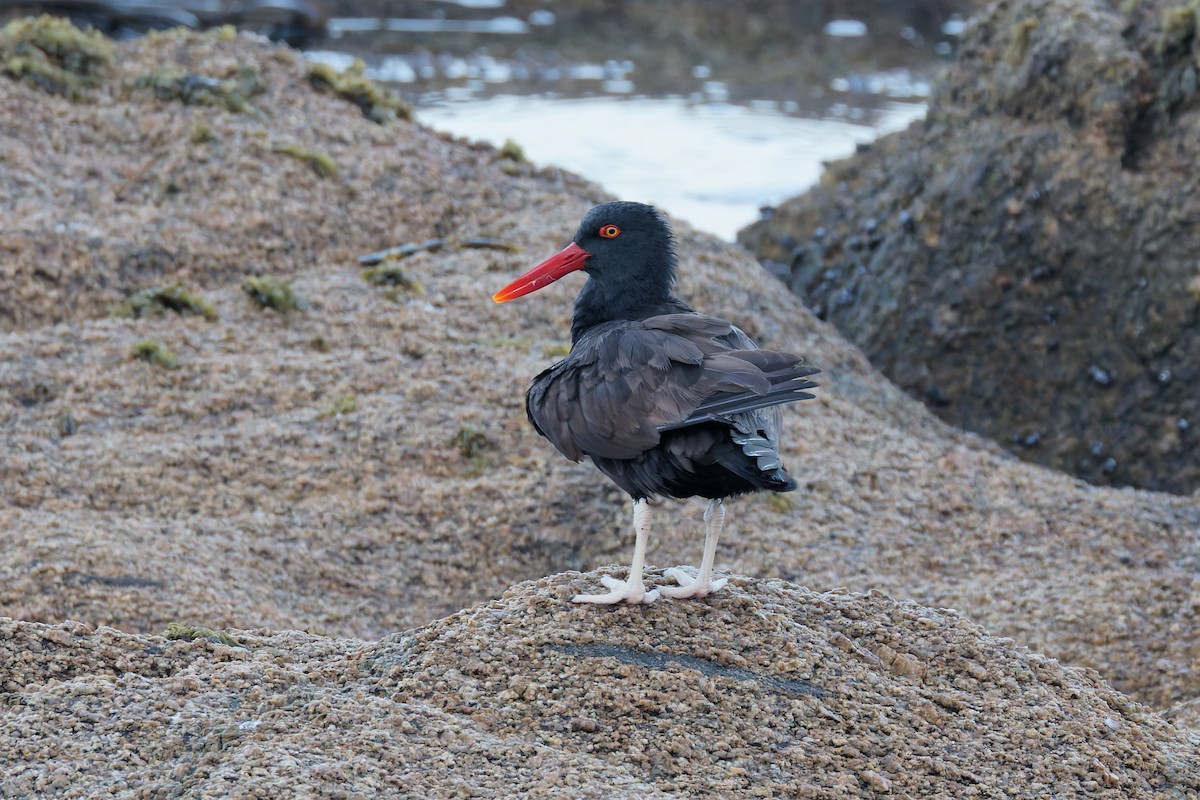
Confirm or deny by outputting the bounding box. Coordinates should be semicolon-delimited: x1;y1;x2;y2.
495;201;692;343
493;201;678;305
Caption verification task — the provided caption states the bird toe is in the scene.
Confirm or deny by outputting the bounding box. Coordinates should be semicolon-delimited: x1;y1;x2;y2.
599;575;624;590
663;566;697;586
660;567;727;599
572;575;660;605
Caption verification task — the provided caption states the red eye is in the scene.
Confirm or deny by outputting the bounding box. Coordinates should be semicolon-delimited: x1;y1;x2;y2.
599;224;621;239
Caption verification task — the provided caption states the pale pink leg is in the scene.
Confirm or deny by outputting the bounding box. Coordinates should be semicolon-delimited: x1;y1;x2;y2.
661;498;729;599
573;498;661;604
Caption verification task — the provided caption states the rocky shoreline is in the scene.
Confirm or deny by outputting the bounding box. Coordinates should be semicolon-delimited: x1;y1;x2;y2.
5;576;1198;797
739;0;1200;495
1;19;1198;798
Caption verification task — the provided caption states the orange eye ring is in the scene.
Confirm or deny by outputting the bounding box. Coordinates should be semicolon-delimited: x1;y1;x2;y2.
599;224;621;239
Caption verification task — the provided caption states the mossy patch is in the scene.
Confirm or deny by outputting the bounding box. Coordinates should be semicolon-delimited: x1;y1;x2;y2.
271;142;337;178
1159;4;1198;57
1157;5;1200;108
453;424;491;474
310;334;331;353
307;58;413;124
361;262;425;301
131;339;179;370
1004;18;1039;66
243;275;305;313
113;282;218;321
496;139;531;175
0;15;114;98
190;120;216;144
764;493;795;514
544;342;571;358
130;65;265;113
498;138;528;163
163;623;241;647
322;394;358;416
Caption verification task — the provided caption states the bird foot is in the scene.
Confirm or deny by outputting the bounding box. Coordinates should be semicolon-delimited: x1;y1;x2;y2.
659;567;728;599
572;574;661;605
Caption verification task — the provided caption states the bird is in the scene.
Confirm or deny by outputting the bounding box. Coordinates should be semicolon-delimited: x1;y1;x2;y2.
493;201;819;604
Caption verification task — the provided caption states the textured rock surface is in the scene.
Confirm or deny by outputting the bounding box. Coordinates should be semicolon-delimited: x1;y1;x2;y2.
2;577;1198;798
738;0;1200;494
1;25;1199;798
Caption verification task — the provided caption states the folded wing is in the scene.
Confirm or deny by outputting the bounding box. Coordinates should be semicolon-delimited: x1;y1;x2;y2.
526;313;819;463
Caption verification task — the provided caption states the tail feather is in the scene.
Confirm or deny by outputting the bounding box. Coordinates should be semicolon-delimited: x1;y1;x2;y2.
657;374;819;433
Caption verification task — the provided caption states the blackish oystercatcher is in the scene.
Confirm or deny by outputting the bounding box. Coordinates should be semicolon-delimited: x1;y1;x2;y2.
494;201;819;604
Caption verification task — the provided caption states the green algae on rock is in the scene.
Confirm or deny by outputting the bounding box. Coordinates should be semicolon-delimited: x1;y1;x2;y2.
1157;2;1198;56
189;119;217;144
270;142;337;177
0;15;113;98
113;283;218;321
452;424;491;475
321;394;358;417
361;262;425;299
163;623;241;647
131;339;179;370
307;58;413;124
242;275;306;313
496;138;532;176
497;138;528;163
129;64;265;113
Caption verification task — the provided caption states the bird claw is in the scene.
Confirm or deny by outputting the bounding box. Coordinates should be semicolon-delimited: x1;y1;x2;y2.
659;567;728;599
572;574;661;605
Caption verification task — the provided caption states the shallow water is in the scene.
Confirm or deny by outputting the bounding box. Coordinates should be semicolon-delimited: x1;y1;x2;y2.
418;94;926;241
306;2;958;239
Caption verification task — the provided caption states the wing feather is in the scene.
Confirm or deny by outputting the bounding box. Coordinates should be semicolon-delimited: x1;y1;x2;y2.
525;314;819;462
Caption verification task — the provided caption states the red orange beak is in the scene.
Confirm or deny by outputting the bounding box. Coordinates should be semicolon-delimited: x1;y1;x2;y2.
492;242;591;303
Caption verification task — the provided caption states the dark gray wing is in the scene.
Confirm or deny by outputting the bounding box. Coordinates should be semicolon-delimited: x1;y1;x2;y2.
526;313;819;462
656;345;819;432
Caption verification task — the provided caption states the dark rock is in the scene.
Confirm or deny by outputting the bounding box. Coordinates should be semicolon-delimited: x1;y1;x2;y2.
739;0;1200;493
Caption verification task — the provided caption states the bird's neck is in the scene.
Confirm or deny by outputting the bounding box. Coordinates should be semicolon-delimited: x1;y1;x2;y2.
570;272;687;343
